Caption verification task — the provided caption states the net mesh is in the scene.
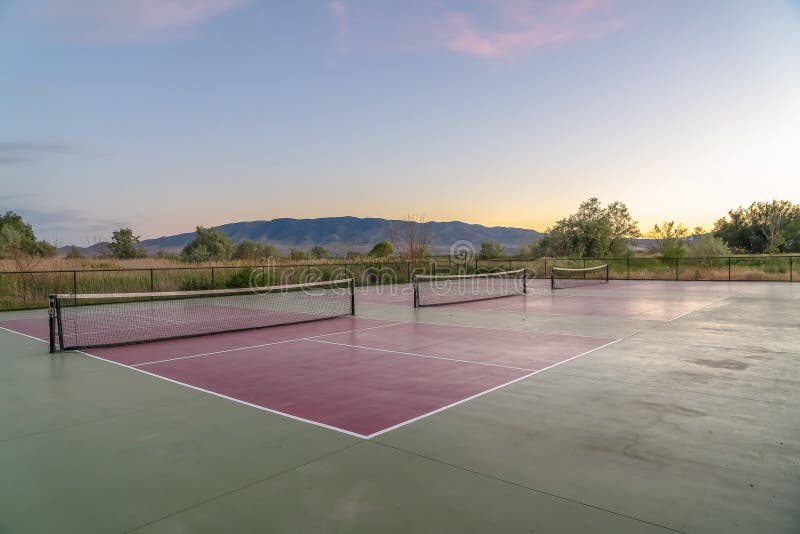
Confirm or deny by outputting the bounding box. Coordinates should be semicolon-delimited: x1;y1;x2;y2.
550;265;609;289
49;278;354;351
413;269;526;307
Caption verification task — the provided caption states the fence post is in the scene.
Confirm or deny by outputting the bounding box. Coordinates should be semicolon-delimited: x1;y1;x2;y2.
675;257;679;280
73;270;77;297
728;256;731;281
150;269;154;292
211;267;215;288
626;256;630;280
790;256;793;282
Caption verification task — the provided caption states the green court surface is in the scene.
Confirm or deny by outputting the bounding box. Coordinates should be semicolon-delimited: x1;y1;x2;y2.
1;281;798;533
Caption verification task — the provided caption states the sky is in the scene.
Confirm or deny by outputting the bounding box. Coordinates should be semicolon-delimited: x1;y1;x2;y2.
1;0;799;245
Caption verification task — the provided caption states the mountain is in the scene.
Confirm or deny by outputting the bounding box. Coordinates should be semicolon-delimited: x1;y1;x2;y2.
60;217;543;256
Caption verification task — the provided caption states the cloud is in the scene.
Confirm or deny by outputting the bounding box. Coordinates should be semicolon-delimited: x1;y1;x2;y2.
328;0;350;51
328;0;643;59
438;0;629;58
329;0;349;27
38;0;248;43
0;141;79;165
9;207;127;245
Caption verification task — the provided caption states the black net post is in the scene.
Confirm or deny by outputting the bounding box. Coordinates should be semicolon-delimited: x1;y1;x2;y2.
606;265;609;282
48;295;56;353
550;268;555;291
413;275;419;308
349;278;356;315
523;269;527;293
150;269;154;292
53;296;64;351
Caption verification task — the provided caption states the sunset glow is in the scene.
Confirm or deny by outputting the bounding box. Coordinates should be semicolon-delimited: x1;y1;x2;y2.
1;0;798;243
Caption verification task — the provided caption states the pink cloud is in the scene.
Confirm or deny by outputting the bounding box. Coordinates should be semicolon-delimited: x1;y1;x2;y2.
40;0;247;43
328;0;349;38
439;0;627;58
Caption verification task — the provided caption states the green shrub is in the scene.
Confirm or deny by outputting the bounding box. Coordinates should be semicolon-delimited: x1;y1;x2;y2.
178;274;212;291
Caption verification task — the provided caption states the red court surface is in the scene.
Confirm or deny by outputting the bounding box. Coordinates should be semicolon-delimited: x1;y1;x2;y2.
0;316;616;438
355;281;719;321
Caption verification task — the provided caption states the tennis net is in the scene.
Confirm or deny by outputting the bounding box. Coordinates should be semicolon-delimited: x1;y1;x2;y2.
49;278;355;352
413;269;526;307
550;264;609;290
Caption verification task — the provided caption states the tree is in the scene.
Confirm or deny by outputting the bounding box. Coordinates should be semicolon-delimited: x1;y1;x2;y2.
605;201;641;255
749;200;799;253
33;240;57;257
388;213;434;261
108;227;145;259
687;234;730;266
541;198;639;258
0;211;56;259
233;240;281;261
514;240;542;260
289;248;308;260
181;227;232;262
478;241;503;259
0;212;35;250
66;246;83;259
0;226;24;260
785;218;800;253
368;241;393;257
713;207;762;253
310;245;329;259
713;200;800;253
649;221;688;258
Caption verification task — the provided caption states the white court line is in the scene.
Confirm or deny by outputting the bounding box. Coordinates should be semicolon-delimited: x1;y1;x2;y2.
364;338;623;439
0;325;369;438
127;365;369;438
666;299;727;323
1;323;622;440
0;326;47;344
305;338;537;372
133;320;406;367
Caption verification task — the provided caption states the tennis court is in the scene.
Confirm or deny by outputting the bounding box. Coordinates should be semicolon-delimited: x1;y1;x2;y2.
1;271;798;533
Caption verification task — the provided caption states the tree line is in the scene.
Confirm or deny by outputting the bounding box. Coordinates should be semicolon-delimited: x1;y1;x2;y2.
3;199;799;265
96;226;396;263
476;198;800;260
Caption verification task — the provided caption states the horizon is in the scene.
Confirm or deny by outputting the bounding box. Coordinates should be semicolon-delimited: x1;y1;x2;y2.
2;1;799;245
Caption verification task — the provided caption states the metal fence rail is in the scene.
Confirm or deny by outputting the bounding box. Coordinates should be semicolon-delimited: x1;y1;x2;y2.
0;255;797;311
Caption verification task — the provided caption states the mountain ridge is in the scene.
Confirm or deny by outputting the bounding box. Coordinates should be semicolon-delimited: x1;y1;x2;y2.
61;216;544;256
